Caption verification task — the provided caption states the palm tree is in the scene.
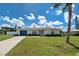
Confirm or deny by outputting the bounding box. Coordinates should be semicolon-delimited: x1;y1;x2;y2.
1;27;7;35
53;3;72;43
75;16;79;29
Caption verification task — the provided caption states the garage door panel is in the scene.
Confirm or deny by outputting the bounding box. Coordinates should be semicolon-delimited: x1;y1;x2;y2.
20;30;27;36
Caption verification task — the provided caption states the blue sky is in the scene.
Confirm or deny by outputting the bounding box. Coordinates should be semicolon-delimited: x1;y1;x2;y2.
0;3;79;32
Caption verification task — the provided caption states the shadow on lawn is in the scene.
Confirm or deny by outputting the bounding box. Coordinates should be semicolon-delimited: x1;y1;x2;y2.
68;42;79;49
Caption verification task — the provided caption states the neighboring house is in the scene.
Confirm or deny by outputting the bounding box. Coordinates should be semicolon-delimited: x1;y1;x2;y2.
0;27;16;35
6;28;18;36
71;29;79;35
6;27;61;36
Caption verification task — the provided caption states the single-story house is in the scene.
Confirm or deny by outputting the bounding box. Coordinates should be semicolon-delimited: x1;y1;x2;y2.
27;27;61;36
7;27;62;36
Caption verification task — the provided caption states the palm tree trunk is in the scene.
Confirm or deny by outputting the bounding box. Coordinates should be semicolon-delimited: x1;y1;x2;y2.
75;16;79;29
66;3;72;43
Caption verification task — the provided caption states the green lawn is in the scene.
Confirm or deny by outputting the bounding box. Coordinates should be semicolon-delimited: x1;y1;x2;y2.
6;36;79;56
0;35;13;41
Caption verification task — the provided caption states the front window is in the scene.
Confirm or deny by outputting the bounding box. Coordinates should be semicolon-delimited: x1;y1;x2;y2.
32;30;37;35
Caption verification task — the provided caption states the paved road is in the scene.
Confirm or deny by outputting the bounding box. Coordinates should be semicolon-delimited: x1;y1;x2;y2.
0;36;26;56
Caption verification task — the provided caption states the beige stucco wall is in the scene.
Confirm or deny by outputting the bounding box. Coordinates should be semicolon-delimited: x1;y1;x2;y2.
27;30;32;34
27;28;61;35
44;30;51;35
53;30;60;34
27;29;40;35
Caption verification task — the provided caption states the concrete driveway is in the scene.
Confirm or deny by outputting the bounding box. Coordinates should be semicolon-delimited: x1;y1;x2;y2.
0;36;26;56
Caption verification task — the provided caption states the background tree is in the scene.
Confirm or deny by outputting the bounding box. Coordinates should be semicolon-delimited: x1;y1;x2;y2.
75;16;79;29
1;27;7;35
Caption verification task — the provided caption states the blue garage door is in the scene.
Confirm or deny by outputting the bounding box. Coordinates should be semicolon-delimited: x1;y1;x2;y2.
20;30;27;36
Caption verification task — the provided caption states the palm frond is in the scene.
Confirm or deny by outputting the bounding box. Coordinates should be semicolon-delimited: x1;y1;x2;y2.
62;4;68;12
53;3;62;8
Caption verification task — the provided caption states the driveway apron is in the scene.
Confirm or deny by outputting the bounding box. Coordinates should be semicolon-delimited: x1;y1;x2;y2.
0;36;26;56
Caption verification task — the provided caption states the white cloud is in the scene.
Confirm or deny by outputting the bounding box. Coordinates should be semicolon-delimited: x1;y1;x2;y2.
56;10;62;15
29;18;55;28
45;21;55;28
29;22;54;28
71;25;75;29
11;18;25;28
25;13;35;20
31;23;38;27
29;21;63;28
64;12;69;23
59;26;64;29
0;16;25;28
77;15;79;18
19;17;24;20
46;10;49;13
62;25;75;32
52;21;63;25
28;23;39;28
38;16;63;27
0;16;11;22
38;15;46;20
47;21;52;26
72;13;77;20
71;25;75;31
72;4;75;11
38;15;47;25
62;26;67;32
50;6;53;10
64;12;76;23
0;23;11;27
46;6;53;14
38;20;47;25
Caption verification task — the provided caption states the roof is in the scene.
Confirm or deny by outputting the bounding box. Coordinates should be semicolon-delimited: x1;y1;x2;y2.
3;27;61;31
27;27;61;30
20;28;27;30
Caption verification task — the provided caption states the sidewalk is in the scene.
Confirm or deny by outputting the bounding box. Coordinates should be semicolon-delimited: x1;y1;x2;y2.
0;36;26;56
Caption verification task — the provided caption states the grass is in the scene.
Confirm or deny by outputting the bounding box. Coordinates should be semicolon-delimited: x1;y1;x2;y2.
6;36;79;56
0;35;13;41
